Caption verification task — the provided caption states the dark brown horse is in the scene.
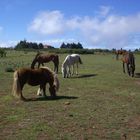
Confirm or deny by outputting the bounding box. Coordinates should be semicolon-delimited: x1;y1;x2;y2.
122;52;135;77
115;49;127;60
31;52;59;73
12;67;59;101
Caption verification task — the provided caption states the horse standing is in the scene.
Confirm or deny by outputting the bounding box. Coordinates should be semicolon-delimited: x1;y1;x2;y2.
122;52;135;77
31;52;59;73
62;54;83;78
12;67;59;101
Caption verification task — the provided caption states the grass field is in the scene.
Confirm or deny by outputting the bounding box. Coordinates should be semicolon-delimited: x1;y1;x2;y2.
0;50;140;140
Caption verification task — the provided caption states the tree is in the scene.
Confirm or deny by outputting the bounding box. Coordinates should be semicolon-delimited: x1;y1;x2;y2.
38;43;44;49
60;42;83;49
60;42;66;48
15;40;44;49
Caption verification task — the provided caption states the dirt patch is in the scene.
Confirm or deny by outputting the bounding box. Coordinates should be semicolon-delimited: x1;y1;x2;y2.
126;115;140;129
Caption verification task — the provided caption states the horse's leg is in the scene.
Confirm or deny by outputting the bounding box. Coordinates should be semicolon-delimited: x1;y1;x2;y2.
72;65;74;75
123;62;125;73
38;62;40;68
68;66;71;77
54;62;58;74
53;63;56;73
42;84;47;98
20;84;27;101
37;87;42;96
56;64;58;74
127;64;130;76
76;63;78;75
132;66;135;77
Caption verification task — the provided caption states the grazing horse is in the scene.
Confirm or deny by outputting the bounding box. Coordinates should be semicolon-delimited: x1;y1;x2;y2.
62;54;83;78
122;52;135;77
31;52;59;73
115;49;127;60
12;67;59;101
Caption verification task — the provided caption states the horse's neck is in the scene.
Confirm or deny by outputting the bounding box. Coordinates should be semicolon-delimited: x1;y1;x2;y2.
31;59;37;68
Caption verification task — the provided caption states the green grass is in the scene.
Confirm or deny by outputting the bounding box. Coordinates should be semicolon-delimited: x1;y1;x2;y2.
0;50;140;140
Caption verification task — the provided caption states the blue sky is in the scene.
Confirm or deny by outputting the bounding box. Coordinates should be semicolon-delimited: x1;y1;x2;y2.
0;0;140;49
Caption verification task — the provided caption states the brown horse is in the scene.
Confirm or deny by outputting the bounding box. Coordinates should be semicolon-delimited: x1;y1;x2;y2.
12;67;59;101
115;49;127;60
31;52;59;73
122;51;135;77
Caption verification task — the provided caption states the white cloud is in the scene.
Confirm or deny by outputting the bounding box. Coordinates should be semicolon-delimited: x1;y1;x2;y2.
28;10;65;35
28;8;140;49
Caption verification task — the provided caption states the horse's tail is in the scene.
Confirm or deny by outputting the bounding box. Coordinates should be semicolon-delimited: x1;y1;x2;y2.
53;74;59;91
54;55;59;71
12;71;21;98
79;56;83;64
55;55;59;65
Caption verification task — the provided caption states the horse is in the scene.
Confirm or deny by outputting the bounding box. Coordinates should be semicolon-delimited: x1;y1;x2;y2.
115;49;127;60
31;52;59;74
122;51;135;77
12;67;59;101
62;54;83;78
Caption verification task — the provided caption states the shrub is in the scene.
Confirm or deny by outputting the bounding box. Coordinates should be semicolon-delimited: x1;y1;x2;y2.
5;67;14;72
0;49;7;57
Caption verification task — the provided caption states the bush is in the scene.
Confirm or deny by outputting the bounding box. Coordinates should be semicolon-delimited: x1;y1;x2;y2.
5;67;14;72
0;49;7;57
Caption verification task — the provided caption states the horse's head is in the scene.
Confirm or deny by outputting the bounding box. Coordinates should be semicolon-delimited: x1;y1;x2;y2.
31;59;36;69
49;85;56;97
61;65;67;78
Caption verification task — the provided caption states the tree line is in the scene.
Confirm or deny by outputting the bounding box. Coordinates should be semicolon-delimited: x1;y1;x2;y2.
15;40;44;49
14;40;84;50
60;42;83;49
1;40;140;55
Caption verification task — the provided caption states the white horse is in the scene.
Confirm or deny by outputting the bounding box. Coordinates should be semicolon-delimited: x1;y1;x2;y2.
62;54;82;78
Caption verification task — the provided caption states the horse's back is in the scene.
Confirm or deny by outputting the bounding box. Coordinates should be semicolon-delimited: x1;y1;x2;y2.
36;53;57;62
70;54;80;63
71;54;80;57
63;54;81;66
16;67;53;86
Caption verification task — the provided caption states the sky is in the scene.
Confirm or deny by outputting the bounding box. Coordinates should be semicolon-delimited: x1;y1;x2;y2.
0;0;140;50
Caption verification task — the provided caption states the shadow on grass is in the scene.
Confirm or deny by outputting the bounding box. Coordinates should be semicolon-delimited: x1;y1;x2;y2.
62;74;97;79
135;73;140;78
24;95;78;102
77;74;97;78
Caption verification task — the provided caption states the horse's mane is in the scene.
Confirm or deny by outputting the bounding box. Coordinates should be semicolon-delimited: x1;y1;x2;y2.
40;66;54;73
